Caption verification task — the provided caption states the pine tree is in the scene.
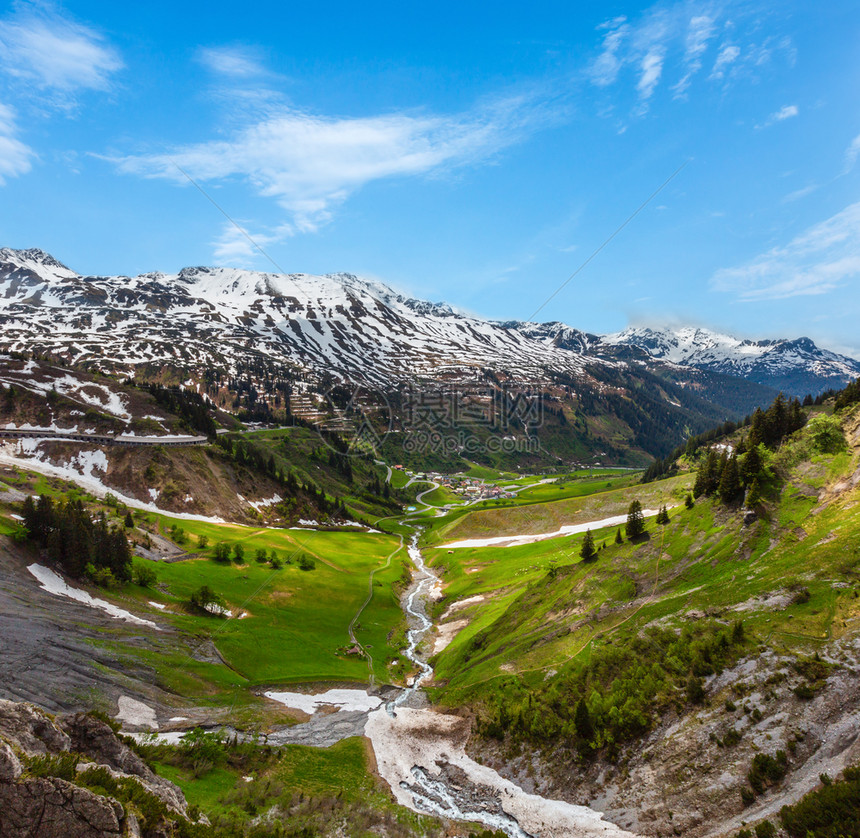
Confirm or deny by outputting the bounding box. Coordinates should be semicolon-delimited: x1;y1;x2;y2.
656;505;670;525
21;495;38;538
626;500;645;540
579;528;597;562
718;454;742;503
684;493;694;509
749;408;764;448
740;444;763;486
574;698;594;742
614;528;623;545
124;510;134;528
746;477;762;507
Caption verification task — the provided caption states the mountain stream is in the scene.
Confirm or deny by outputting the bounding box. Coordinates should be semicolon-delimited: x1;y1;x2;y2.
360;534;638;838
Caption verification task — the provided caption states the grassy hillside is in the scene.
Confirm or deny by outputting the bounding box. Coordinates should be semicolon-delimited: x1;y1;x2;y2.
428;402;859;710
419;399;860;835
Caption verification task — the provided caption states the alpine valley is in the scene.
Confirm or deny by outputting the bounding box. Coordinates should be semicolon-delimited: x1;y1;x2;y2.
2;246;860;838
2;247;858;471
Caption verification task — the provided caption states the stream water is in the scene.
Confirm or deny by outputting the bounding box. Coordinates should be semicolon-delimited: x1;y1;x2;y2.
390;534;436;709
366;531;636;838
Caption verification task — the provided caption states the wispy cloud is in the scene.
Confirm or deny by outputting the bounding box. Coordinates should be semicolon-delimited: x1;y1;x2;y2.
708;44;740;80
844;133;860;173
0;5;122;100
588;2;792;112
711;202;860;300
111;96;550;234
783;184;817;203
0;102;35;185
196;45;269;79
756;103;799;130
673;14;715;96
637;47;666;100
211;221;290;265
590;16;629;87
773;104;798;121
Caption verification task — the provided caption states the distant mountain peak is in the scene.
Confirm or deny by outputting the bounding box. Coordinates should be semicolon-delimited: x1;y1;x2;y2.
1;247;857;396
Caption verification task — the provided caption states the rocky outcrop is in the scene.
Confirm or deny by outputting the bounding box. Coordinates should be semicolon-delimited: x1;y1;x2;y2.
0;700;71;756
0;700;188;838
0;776;124;838
60;713;186;814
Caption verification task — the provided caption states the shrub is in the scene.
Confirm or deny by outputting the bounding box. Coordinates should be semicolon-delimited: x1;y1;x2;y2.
25;752;80;781
189;585;227;616
132;562;157;588
197;534;208;549
297;553;316;571
780;764;860;836
213;541;230;562
233;543;245;563
723;729;742;747
85;563;118;588
686;674;705;704
178;727;226;777
748;751;788;795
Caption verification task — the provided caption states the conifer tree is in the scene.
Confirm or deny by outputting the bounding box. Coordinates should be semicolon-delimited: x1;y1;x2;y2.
614;528;623;545
685;493;694;509
718;454;742;503
579;528;597;562
626;500;645;540
746;478;762;507
574;698;594;742
740;444;763;486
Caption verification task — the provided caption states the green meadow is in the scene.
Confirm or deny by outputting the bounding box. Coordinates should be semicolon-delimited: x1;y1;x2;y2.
124;517;410;687
424;430;860;709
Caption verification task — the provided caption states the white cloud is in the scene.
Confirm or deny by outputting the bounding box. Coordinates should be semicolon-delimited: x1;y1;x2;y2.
211;221;288;265
711;202;860;300
709;44;740;79
773;104;798;121
197;46;268;78
783;184;817;203
590;17;629;87
0;7;122;94
113;97;545;233
685;14;716;66
756;103;800;130
0;102;35;185
588;3;789;108
672;14;716;97
637;48;665;100
844;133;860;172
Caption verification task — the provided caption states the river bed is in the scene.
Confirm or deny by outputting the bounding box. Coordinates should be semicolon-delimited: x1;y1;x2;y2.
360;536;637;837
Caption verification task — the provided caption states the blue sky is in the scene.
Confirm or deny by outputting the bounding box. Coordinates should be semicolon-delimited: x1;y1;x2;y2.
1;1;859;357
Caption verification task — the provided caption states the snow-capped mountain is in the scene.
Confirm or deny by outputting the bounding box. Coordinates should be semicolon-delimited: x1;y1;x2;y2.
1;248;857;398
601;326;860;395
0;248;594;385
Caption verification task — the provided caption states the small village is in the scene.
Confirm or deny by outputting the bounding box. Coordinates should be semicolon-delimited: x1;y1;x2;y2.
392;464;518;501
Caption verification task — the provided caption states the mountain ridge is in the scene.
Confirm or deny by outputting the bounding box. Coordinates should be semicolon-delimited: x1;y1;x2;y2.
2;246;856;399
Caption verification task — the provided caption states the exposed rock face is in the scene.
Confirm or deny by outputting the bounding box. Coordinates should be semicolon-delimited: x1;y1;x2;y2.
60;713;187;813
0;700;188;838
0;742;22;782
0;700;71;756
0;776;124;837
